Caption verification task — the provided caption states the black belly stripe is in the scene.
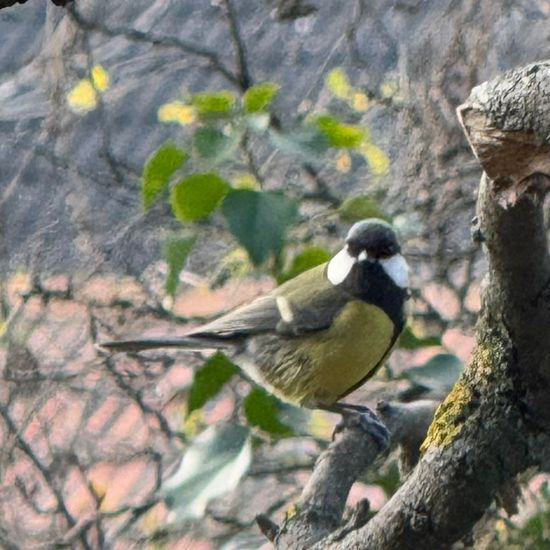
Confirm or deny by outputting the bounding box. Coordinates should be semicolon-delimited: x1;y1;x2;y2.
334;259;407;401
343;259;407;336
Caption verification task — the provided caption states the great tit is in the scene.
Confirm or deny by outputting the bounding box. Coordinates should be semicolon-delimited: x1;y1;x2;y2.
101;219;409;416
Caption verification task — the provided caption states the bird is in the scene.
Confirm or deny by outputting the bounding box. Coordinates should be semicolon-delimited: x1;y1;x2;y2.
101;219;409;436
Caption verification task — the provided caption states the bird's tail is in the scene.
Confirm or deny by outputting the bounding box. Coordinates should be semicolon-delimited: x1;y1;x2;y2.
98;336;232;353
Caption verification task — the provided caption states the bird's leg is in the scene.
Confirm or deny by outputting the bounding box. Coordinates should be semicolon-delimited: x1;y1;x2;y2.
319;402;390;450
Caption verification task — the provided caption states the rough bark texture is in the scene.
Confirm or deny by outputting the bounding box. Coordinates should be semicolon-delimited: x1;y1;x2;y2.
276;62;550;550
273;401;439;549
275;420;385;549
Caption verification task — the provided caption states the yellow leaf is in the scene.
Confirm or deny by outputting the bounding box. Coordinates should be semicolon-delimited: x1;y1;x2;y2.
67;79;97;112
91;64;110;92
140;506;164;536
183;408;204;437
286;503;299;521
158;101;197;125
89;480;107;501
335;150;352;173
211;247;253;286
233;173;260;190
351;92;369;112
380;80;399;99
326;67;352;99
307;410;333;439
360;143;390;176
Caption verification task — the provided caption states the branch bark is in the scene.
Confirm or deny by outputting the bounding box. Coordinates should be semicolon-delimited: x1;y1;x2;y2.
273;61;550;549
273;418;386;548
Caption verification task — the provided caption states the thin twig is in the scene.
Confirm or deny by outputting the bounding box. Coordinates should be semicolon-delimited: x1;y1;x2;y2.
66;4;239;86
222;0;252;90
0;404;93;550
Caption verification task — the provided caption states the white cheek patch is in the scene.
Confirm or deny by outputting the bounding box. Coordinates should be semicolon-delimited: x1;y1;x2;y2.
327;247;356;285
380;254;410;288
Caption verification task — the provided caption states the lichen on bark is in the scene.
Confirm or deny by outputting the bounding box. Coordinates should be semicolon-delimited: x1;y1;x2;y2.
420;380;472;452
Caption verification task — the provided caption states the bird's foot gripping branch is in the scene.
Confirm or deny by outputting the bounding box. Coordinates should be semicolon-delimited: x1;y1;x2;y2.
270;61;550;549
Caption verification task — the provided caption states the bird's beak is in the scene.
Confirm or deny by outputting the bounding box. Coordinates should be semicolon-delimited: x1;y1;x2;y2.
327;247;357;285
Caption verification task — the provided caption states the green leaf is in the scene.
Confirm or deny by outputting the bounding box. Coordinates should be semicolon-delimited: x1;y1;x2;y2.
170;173;230;222
162;423;251;521
222;190;299;265
315;115;365;148
193;126;234;160
164;236;195;297
187;352;239;415
243;388;293;436
338;195;391;223
398;326;442;350
269;127;329;161
406;353;463;392
141;143;188;209
192;90;236;117
243;82;280;113
279;246;331;283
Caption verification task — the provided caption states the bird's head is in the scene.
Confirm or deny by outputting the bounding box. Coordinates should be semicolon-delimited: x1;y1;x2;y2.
327;219;409;288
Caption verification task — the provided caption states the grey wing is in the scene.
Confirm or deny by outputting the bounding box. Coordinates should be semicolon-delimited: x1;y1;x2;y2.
187;295;282;338
100;296;282;352
187;284;350;339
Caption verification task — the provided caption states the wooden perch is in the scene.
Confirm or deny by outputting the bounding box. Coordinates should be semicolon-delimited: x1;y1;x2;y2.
270;61;550;549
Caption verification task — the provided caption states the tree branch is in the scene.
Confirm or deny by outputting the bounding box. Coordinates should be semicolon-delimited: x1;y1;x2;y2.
271;60;550;550
66;4;239;86
273;419;387;548
222;0;252;90
0;403;93;550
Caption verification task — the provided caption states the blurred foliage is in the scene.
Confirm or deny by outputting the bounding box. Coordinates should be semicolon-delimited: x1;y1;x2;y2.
186;352;239;415
170;173;230;222
165;236;195;297
132;68;457;523
142;143;188;209
67;64;110;113
243;387;294;436
278;246;331;283
489;481;550;549
243;82;280;113
222;189;298;265
161;423;252;521
363;459;401;498
141;69;391;295
339;195;391;223
398;326;441;350
405;353;464;394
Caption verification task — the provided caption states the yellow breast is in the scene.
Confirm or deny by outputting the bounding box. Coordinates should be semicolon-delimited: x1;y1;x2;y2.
255;301;396;407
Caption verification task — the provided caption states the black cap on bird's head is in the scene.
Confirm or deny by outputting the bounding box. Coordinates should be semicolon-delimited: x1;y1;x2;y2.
327;218;409;288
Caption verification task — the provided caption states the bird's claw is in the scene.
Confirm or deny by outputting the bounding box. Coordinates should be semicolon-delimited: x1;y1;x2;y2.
332;406;390;450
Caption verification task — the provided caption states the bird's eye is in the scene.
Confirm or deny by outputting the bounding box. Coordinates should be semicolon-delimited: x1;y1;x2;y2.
347;243;361;257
